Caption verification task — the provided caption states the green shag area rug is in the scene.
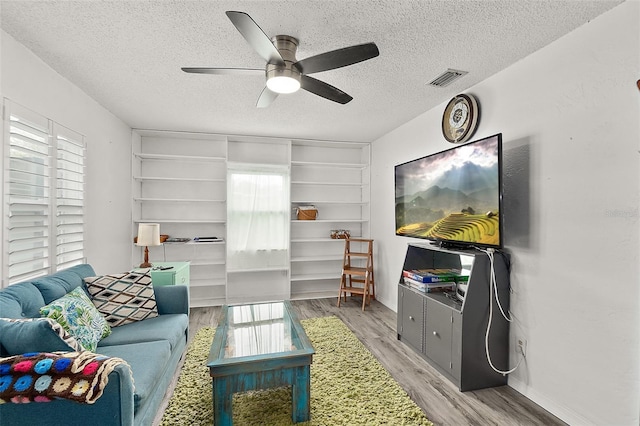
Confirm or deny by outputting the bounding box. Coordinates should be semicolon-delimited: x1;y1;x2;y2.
161;316;433;426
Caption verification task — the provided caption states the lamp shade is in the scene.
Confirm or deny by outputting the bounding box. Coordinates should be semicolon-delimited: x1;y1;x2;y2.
136;223;161;247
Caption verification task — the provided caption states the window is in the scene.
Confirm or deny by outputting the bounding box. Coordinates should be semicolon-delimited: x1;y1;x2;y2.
226;162;290;271
3;101;85;285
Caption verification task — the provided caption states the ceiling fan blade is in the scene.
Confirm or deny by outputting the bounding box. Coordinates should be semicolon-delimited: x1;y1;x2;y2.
256;86;279;108
226;11;284;65
181;67;264;76
300;75;353;104
294;42;379;74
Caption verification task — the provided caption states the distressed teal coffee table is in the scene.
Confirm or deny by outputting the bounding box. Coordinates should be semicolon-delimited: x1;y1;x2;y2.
207;301;315;425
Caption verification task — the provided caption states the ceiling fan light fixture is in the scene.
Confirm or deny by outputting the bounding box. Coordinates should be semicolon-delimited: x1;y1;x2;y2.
183;12;378;106
267;75;301;94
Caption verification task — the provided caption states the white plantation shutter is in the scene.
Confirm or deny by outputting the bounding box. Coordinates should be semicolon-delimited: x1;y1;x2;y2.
4;101;85;285
54;125;85;270
6;105;52;283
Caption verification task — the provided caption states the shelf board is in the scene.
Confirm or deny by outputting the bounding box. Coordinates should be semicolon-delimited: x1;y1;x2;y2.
190;297;226;308
290;255;342;262
134;219;225;224
291;160;367;169
134;152;226;162
134;198;226;203
291;238;357;243
133;176;225;182
291;219;367;223
189;279;226;288
227;266;289;273
186;240;225;245
291;200;368;205
290;290;336;300
291;273;340;281
291;139;369;148
189;260;226;266
291;181;366;187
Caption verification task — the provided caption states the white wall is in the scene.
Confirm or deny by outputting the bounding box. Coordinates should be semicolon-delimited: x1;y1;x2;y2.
371;2;639;425
1;30;134;274
1;1;638;422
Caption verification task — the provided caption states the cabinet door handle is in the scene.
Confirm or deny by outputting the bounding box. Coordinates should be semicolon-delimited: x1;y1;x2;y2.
408;315;414;321
432;331;438;337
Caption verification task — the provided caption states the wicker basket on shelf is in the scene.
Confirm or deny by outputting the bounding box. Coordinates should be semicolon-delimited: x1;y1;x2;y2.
330;229;351;239
296;205;318;220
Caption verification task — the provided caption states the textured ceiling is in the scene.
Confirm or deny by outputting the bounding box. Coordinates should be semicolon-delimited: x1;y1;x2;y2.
0;0;623;142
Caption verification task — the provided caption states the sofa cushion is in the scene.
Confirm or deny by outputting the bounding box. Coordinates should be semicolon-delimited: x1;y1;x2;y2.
96;340;171;410
31;264;96;304
84;272;158;327
0;283;46;319
0;317;83;355
98;314;188;352
40;287;111;352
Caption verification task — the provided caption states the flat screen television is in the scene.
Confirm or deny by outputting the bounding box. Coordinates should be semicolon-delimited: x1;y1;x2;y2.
394;133;503;249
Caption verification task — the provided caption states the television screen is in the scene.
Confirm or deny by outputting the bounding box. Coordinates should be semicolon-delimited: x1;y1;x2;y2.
394;133;503;249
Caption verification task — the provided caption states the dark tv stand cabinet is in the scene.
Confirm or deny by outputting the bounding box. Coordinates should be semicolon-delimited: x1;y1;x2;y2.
397;243;511;391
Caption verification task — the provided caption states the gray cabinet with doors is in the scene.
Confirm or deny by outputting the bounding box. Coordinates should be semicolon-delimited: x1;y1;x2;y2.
397;243;511;391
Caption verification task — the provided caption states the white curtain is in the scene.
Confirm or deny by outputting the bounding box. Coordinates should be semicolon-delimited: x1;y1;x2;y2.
227;162;290;270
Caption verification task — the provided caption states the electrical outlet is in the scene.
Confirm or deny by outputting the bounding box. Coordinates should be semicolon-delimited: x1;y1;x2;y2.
517;338;527;357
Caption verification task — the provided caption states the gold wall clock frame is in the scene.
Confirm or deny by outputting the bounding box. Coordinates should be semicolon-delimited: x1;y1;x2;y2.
442;94;480;143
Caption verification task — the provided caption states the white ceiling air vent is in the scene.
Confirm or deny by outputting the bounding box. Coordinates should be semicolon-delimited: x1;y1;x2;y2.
428;69;469;87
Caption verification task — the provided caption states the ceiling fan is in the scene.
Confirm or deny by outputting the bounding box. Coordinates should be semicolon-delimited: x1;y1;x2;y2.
182;11;380;108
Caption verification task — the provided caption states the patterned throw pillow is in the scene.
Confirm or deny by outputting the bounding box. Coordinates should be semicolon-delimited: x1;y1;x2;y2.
84;271;158;327
0;317;84;354
39;287;111;352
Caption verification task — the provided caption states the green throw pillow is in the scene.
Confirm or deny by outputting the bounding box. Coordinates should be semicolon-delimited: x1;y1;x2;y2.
39;287;111;352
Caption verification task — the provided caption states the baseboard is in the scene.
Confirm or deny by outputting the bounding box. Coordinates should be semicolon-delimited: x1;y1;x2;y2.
508;377;595;426
375;294;395;313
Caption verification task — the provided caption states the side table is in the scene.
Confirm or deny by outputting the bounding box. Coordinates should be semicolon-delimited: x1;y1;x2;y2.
149;261;190;287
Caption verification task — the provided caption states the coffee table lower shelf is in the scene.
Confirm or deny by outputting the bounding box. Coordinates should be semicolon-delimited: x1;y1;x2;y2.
211;359;312;425
207;301;315;425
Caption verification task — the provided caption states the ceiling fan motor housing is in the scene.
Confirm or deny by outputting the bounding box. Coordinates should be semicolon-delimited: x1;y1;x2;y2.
266;35;301;89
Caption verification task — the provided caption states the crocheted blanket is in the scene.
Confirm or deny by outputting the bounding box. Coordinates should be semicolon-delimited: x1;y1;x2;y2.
0;351;131;404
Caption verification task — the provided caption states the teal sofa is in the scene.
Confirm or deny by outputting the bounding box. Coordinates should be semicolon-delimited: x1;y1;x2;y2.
0;264;189;426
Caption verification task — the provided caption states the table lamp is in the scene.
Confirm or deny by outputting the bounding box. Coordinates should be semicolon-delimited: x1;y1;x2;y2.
136;223;161;268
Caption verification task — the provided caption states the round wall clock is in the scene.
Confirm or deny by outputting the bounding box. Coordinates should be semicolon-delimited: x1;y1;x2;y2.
441;94;479;143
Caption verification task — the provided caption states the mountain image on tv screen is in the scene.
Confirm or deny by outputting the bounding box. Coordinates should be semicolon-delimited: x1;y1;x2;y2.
395;134;502;248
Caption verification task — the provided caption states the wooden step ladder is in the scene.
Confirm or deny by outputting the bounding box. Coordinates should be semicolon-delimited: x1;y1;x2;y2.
337;238;375;311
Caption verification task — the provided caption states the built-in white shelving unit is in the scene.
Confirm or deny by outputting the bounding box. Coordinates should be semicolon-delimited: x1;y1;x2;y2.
131;131;370;307
289;139;370;300
131;130;228;308
225;135;291;305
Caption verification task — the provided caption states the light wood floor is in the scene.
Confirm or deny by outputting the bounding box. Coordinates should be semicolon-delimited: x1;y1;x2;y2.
155;298;566;426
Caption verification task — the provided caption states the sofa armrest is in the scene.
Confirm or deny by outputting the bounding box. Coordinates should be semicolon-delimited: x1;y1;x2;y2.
0;364;134;426
154;285;189;315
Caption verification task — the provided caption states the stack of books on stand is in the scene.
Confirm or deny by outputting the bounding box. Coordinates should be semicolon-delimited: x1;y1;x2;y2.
402;268;469;293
